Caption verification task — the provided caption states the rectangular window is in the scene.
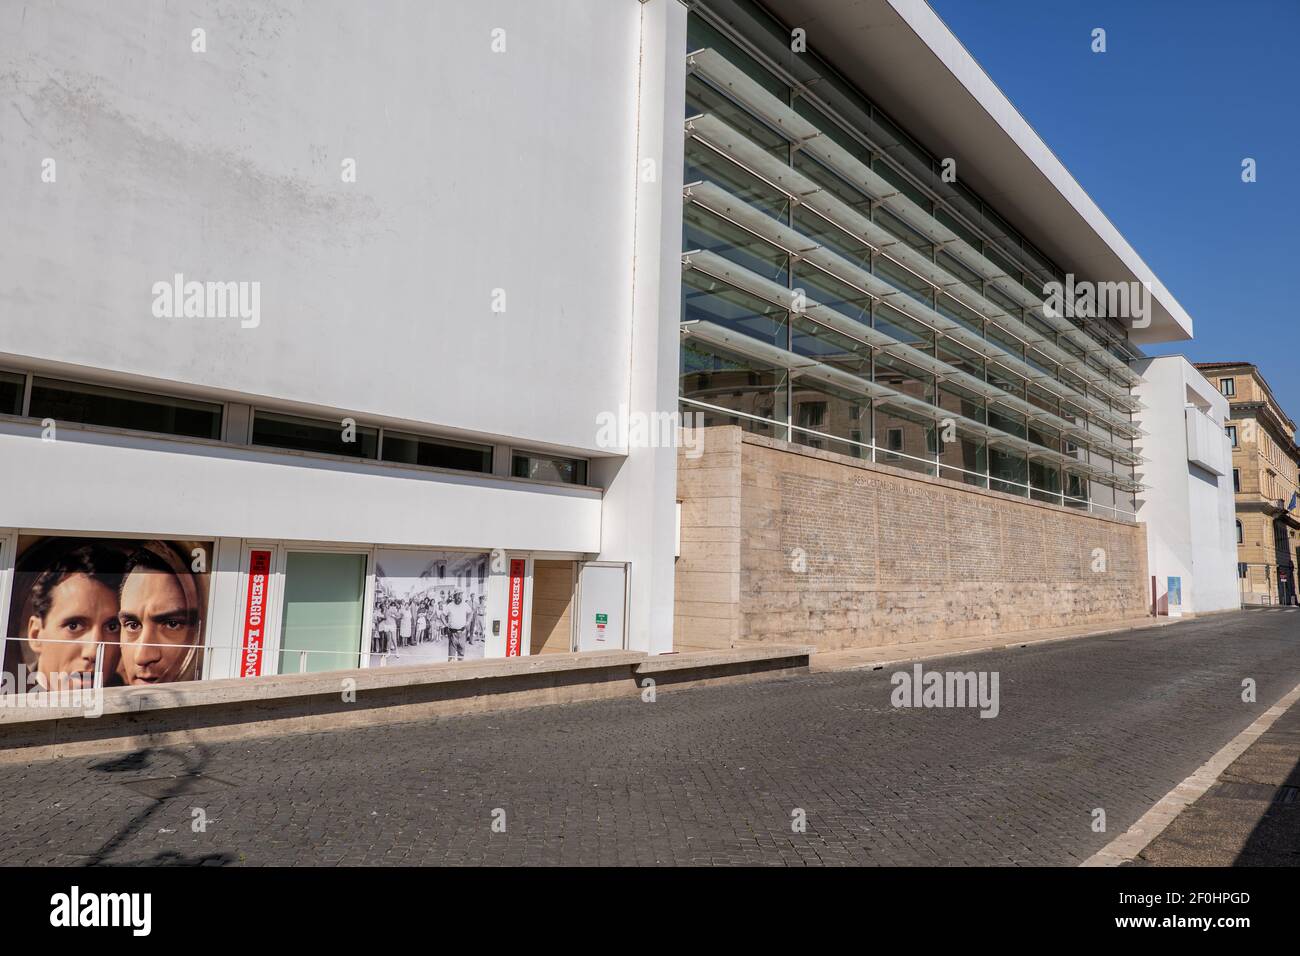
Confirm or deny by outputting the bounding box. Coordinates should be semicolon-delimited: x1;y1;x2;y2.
382;432;492;474
278;552;368;674
1226;425;1238;448
795;400;827;430
887;427;904;452
28;377;222;440
252;411;378;459
512;453;588;485
0;370;24;416
1233;468;1241;493
1219;378;1235;397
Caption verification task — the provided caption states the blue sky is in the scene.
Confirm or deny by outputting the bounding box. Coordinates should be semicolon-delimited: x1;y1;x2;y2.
926;0;1299;427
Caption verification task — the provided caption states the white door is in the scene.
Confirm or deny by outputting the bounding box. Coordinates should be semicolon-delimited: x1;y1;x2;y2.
576;563;627;652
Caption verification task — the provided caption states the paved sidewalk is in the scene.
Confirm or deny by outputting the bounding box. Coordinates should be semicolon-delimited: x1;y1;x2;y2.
809;614;1190;673
1133;682;1300;866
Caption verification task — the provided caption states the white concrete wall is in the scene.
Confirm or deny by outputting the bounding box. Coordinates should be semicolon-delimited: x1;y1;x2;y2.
1134;356;1238;613
0;0;641;455
0;421;602;551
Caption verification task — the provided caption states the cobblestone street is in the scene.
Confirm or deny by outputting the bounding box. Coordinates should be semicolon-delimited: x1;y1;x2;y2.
2;609;1297;866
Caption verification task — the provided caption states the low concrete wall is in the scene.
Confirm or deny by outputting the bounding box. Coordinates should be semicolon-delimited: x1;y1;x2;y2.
676;427;1150;651
0;646;810;764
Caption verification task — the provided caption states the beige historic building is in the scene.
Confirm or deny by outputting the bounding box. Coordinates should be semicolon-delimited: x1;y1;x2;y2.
1196;363;1300;604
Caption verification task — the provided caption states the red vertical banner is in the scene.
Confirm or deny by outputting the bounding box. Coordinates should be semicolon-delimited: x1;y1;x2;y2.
505;559;526;657
239;550;273;677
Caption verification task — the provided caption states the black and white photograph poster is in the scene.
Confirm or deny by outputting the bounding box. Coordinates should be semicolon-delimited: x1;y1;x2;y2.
369;550;490;667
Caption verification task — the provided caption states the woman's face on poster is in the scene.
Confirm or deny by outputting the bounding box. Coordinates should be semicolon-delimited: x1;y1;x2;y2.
26;573;122;691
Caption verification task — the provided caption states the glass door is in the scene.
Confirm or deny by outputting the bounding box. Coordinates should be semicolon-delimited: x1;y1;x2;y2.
278;551;368;674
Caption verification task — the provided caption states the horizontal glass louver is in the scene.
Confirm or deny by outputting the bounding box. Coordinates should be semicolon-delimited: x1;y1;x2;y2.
682;118;1144;433
682;171;1142;442
686;47;1143;391
683;247;1143;469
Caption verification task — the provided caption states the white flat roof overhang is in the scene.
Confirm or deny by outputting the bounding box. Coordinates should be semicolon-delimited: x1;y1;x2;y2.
746;0;1194;345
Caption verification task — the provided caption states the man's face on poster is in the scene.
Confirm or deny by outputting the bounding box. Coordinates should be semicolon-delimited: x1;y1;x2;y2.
26;573;121;691
117;569;199;685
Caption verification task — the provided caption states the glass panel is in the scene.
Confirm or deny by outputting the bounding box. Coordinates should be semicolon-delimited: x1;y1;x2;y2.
794;207;872;272
793;99;873;168
681;339;788;426
986;324;1025;362
683;271;788;348
874;250;934;307
1027;383;1060;419
1065;472;1089;507
28;377;222;440
875;402;936;476
938;338;985;379
940;463;987;489
790;314;871;377
278;552;367;674
935;386;986;484
686;77;788;159
685;139;789;221
795;151;872;211
684;205;789;285
987;365;1027;402
937;297;984;338
687;16;790;100
985;283;1023;315
875;301;933;349
791;378;869;454
792;423;868;459
873;206;933;259
512;454;587;485
1028;419;1061;453
989;448;1027;496
793;263;870;328
0;370;23;415
1029;458;1062;499
935;208;982;251
252;411;378;459
874;351;936;476
382;433;492;474
988;407;1027;440
1090;475;1117;509
871;153;931;210
935;248;982;292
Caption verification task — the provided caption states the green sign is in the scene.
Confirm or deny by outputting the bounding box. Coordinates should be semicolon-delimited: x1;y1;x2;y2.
595;613;608;624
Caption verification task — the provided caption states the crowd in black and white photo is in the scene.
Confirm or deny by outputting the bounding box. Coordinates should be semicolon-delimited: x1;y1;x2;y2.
370;587;488;663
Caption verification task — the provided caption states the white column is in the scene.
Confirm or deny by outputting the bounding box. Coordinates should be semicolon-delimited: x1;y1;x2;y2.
591;0;686;655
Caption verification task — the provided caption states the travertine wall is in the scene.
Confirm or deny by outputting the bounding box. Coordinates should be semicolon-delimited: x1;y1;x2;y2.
675;427;1149;650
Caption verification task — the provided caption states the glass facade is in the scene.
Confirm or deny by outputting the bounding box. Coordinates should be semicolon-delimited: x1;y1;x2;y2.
679;1;1143;520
